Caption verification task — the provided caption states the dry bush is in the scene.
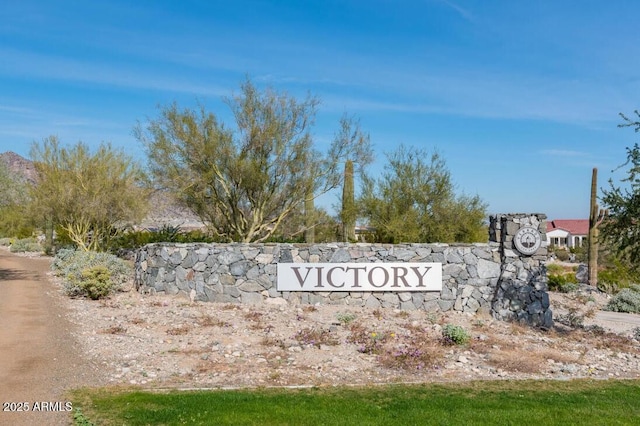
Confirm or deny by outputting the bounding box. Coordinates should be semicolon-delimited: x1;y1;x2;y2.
378;341;443;370
129;317;145;325
535;348;581;365
197;315;230;328
100;325;127;334
244;311;263;321
485;348;545;373
294;327;339;348
260;335;286;348
166;324;191;335
221;303;240;310
372;309;384;320
591;332;638;352
98;300;121;309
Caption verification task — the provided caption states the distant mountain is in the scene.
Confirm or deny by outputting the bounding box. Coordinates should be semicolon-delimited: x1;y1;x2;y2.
0;151;38;184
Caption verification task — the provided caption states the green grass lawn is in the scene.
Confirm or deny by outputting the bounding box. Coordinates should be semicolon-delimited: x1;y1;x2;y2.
71;379;640;425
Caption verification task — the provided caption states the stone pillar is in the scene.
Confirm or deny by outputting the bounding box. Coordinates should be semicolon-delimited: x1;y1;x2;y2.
489;213;553;328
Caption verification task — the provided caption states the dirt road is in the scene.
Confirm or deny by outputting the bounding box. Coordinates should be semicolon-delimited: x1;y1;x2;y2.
0;250;102;426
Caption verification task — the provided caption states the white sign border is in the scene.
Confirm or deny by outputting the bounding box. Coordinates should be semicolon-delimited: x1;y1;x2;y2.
277;262;443;292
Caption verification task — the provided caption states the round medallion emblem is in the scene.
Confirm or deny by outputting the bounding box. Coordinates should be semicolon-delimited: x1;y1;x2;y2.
513;226;542;255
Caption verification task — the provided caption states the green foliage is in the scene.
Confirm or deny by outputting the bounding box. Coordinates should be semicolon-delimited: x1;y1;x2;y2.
360;145;487;243
265;205;339;243
336;312;357;325
441;324;470;345
136;79;371;243
72;407;95;426
547;273;579;293
569;245;587;263
0;161;34;238
545;263;566;275
551;248;571;261
52;249;131;298
605;284;640;313
71;380;640;425
78;266;112;300
108;226;215;250
29;137;149;251
9;237;42;253
597;262;637;294
601;111;640;270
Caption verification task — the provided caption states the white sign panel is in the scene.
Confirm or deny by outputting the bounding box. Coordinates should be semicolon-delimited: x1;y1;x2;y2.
277;263;442;292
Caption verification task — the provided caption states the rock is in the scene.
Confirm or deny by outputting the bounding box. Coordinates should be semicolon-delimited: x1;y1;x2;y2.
575;264;588;283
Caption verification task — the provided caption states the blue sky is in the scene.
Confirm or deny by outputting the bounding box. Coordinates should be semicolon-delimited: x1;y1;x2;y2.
1;0;639;220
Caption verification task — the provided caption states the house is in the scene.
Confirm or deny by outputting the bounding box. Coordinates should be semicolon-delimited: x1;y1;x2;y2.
546;219;589;249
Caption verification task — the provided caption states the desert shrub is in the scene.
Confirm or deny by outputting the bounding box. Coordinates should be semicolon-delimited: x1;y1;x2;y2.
441;324;470;345
547;273;579;293
597;259;639;293
52;249;131;298
569;245;587;263
0;237;13;246
546;263;566;275
77;266;112;300
108;226;215;251
9;237;42;253
553;249;570;262
556;307;586;328
605;284;640;313
336;312;357;325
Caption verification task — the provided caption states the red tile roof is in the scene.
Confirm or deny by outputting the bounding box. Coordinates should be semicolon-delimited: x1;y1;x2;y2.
547;219;589;236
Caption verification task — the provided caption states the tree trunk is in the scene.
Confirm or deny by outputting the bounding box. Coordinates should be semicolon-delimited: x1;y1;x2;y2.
588;167;599;287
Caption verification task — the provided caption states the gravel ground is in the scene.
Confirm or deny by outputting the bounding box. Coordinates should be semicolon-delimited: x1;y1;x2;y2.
63;280;640;389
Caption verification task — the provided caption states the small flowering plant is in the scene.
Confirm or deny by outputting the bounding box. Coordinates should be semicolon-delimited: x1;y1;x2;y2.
294;327;339;348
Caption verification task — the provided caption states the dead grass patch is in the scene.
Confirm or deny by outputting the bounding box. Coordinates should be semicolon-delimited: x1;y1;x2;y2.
221;303;240;310
166;324;191;335
485;347;545;373
197;315;230;328
244;311;263;321
100;325;127;334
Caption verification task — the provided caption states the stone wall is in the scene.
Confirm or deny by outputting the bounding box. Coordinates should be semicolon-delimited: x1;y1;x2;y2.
134;214;552;327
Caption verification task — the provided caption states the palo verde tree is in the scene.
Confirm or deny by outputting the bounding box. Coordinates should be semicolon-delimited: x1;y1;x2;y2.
600;110;640;269
0;159;32;237
29;137;149;251
136;79;371;243
360;145;487;244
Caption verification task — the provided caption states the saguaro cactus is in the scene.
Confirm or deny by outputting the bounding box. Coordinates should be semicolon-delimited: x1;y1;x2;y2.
341;160;356;242
588;168;607;287
304;188;315;243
